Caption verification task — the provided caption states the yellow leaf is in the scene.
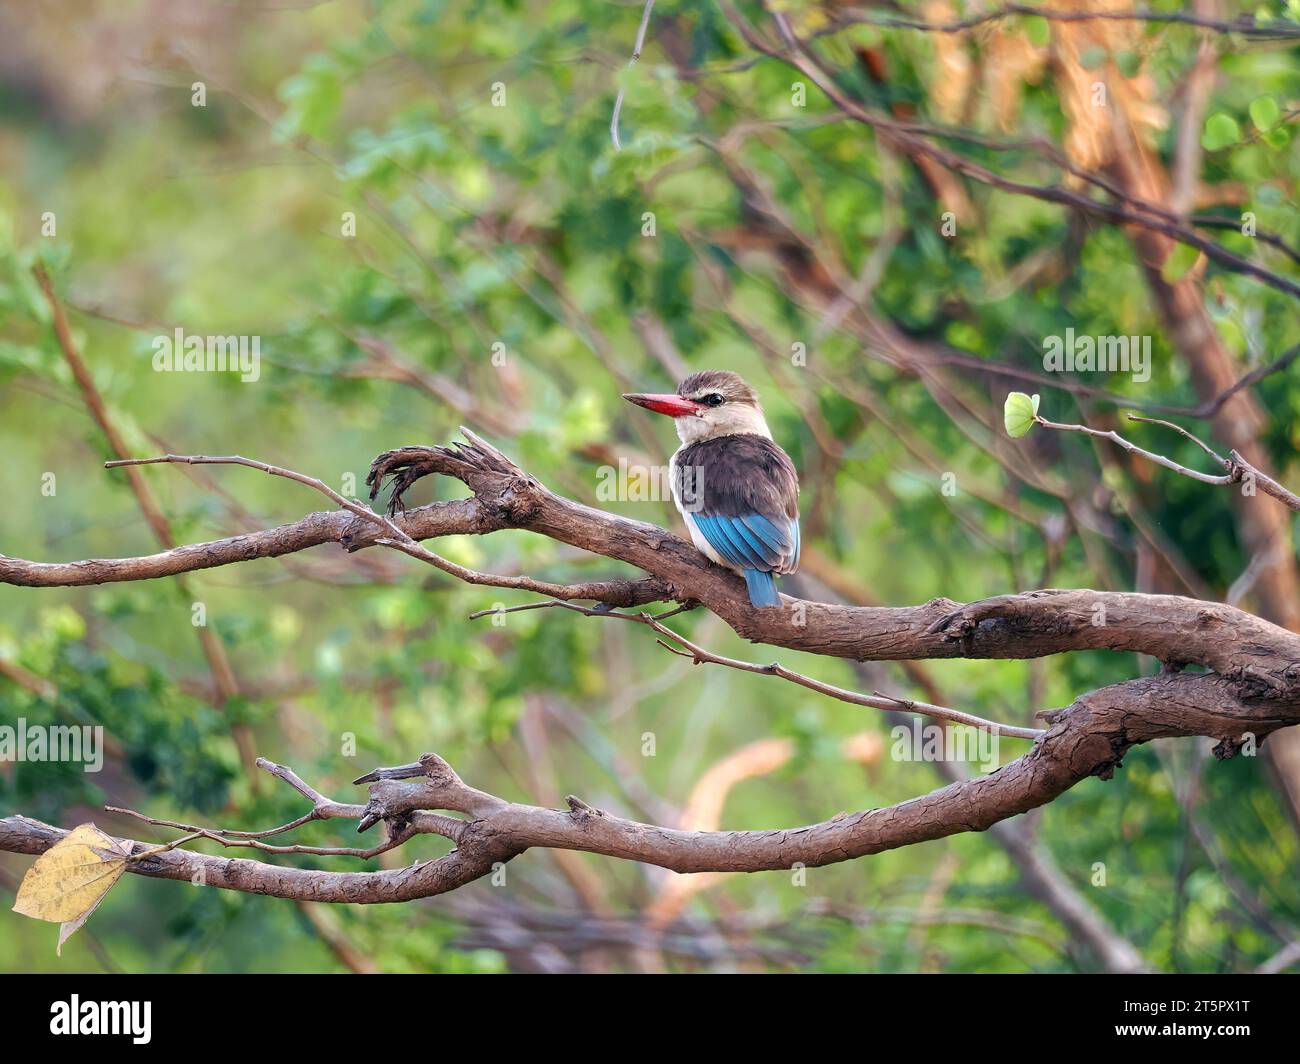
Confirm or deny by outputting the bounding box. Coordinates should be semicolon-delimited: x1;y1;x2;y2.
13;823;131;924
57;891;114;957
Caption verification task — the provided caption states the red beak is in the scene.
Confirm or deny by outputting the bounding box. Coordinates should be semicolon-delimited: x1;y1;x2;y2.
622;392;703;418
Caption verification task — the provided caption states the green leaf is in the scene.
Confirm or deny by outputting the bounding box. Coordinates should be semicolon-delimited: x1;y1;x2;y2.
1201;113;1240;151
274;54;343;141
1215;317;1247;357
1022;15;1050;47
1263;125;1291;149
1161;242;1200;284
1003;392;1040;438
1249;96;1280;131
1079;46;1107;71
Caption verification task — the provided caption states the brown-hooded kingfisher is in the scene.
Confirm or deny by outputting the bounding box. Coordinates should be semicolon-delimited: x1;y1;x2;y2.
623;369;800;609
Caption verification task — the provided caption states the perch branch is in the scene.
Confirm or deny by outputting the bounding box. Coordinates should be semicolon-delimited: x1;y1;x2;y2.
4;434;1300;906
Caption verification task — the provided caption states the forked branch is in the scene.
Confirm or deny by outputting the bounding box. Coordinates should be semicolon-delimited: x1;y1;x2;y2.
3;433;1300;906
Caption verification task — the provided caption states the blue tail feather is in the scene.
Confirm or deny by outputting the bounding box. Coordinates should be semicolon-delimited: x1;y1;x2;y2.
743;568;781;608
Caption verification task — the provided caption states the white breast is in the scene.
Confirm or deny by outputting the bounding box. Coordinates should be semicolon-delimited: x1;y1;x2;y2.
669;449;729;568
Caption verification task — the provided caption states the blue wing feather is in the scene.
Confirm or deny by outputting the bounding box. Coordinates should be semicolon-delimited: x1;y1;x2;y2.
719;517;768;569
694;512;799;574
731;519;778;567
693;515;751;569
689;510;800;608
739;514;788;559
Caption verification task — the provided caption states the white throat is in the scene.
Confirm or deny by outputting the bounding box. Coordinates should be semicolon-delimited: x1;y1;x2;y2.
675;404;772;446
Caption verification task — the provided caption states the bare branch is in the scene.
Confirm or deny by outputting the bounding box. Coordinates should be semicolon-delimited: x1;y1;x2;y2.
1030;412;1300;512
468;599;1045;740
824;4;1300;41
4;433;1300;910
1034;415;1235;486
6;435;1300;679
18;449;665;606
4;659;1295;904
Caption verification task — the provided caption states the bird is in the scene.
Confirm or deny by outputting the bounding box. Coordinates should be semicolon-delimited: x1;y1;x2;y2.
623;369;800;608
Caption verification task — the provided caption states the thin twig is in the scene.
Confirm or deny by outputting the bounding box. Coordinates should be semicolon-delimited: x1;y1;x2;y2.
34;266;261;776
107;453;412;541
107;805;417;858
1029;413;1300;512
1126;416;1227;464
824;4;1300;41
103;753;469;863
1033;417;1234;486
610;0;656;150
1178;342;1300;419
469;599;1045;740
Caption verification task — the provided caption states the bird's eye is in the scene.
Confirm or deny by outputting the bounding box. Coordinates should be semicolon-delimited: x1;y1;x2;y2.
703;393;725;407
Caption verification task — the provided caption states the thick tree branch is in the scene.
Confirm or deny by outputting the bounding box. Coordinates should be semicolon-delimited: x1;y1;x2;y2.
5;434;1300;911
5;434;1300;683
3;663;1294;905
